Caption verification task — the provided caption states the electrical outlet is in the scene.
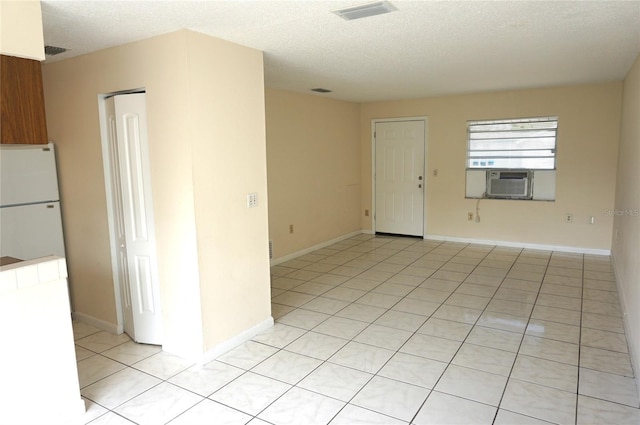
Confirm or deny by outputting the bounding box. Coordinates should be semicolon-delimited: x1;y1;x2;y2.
589;216;595;224
467;212;474;221
433;169;438;176
289;224;294;234
365;209;369;217
565;213;573;223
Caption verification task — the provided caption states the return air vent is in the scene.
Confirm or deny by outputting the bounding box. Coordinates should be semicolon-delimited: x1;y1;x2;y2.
333;1;397;20
44;45;68;56
269;240;273;260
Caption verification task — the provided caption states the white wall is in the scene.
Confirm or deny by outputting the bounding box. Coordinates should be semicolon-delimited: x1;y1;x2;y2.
43;30;272;361
266;89;361;260
360;83;622;252
612;53;640;396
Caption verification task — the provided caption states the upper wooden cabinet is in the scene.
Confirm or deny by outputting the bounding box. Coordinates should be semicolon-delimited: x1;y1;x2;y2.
1;55;48;144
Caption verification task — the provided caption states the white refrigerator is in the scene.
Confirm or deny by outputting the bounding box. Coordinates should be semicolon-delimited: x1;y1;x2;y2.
0;142;66;260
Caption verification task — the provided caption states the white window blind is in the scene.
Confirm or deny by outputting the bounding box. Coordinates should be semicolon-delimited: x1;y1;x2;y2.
467;116;558;169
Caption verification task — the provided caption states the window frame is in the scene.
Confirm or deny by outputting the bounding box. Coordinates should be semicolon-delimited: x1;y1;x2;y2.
466;116;558;170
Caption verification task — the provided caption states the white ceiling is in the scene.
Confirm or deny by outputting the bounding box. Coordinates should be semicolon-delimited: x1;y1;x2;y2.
41;0;640;103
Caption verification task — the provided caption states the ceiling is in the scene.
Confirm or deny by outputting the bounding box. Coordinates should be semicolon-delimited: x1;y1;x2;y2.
40;0;640;103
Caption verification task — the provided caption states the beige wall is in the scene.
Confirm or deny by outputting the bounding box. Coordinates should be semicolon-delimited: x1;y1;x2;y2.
266;89;361;259
43;30;271;360
612;54;640;392
360;83;622;251
186;32;271;350
0;0;44;60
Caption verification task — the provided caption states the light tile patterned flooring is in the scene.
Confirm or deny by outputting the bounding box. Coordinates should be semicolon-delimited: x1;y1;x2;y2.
71;234;640;424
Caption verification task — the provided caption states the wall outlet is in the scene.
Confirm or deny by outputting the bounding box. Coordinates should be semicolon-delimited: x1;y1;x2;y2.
365;209;369;217
289;224;294;234
467;212;474;221
589;216;595;224
564;213;573;223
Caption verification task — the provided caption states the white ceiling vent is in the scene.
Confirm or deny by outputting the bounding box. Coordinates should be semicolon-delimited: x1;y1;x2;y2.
333;1;397;21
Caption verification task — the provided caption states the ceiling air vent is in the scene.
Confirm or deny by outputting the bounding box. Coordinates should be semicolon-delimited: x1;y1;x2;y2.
333;1;397;21
44;45;68;56
311;88;332;93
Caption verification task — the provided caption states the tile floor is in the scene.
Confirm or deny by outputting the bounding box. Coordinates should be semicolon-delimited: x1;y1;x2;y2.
70;234;640;425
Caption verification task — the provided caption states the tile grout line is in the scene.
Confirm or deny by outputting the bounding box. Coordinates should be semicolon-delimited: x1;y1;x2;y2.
490;246;553;425
575;253;585;425
249;235;430;423
73;235;632;424
408;242;501;425
267;236;450;423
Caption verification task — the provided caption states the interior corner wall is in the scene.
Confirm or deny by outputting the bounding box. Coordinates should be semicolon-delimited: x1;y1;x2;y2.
360;83;622;251
612;53;640;392
42;30;204;359
265;88;362;259
184;31;272;353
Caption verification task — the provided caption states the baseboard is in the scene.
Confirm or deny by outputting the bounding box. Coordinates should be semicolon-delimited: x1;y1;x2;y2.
271;230;610;260
611;252;640;403
198;316;274;365
71;311;122;334
425;234;611;256
270;230;365;266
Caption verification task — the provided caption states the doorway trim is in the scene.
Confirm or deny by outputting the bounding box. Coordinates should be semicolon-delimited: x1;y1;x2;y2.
371;116;428;238
97;88;146;336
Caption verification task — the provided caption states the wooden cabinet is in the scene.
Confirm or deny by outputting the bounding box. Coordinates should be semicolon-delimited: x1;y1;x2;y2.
1;54;48;144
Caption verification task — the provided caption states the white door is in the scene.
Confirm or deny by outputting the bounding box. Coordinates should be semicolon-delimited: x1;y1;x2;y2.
374;120;425;237
105;93;162;345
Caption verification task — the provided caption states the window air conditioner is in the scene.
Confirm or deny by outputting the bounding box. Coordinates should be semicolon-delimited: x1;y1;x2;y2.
486;170;532;199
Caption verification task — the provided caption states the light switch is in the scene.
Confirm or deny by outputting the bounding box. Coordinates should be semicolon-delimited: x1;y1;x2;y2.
247;193;257;208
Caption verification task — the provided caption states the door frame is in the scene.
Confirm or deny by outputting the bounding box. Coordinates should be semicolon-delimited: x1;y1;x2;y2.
371;116;428;237
97;88;150;337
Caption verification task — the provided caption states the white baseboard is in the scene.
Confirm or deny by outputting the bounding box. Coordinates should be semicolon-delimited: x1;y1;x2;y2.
270;230;365;266
72;311;122;334
198;316;274;365
425;234;611;256
271;230;610;259
611;253;640;403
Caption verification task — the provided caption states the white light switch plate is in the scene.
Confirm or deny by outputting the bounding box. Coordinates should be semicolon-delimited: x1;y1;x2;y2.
247;193;257;208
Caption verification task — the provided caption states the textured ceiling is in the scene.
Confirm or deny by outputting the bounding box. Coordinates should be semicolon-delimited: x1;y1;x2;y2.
41;0;640;102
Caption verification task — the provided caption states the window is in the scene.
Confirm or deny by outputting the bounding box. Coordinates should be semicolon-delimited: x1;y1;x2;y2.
467;116;558;169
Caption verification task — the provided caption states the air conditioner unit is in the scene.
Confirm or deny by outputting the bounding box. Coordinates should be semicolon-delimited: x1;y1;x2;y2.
486;170;532;199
